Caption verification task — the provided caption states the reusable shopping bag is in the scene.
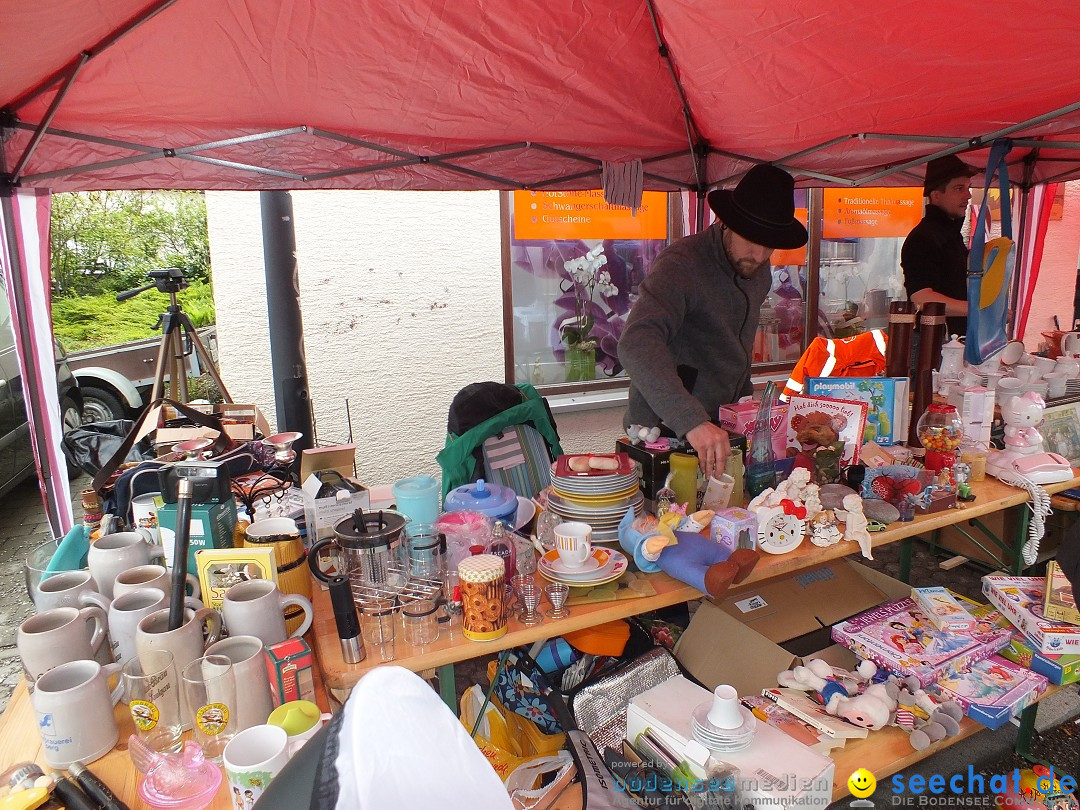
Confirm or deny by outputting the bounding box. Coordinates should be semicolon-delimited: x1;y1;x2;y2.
965;139;1015;365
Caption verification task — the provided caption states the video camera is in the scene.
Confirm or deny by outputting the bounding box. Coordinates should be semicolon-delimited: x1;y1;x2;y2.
116;266;189;302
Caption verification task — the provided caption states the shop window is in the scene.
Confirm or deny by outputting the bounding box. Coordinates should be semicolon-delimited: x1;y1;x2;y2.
502;190;678;388
503;187;929;391
815;188;922;339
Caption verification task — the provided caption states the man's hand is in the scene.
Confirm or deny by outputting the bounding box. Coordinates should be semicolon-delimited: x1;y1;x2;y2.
685;422;730;481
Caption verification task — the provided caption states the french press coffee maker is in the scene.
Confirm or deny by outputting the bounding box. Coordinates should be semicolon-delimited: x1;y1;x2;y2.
308;508;409;588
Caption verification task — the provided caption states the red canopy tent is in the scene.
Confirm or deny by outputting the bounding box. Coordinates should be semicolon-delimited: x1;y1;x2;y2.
5;0;1080;193
3;0;1080;532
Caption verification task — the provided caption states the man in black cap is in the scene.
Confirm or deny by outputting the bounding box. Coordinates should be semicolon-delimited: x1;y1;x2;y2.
902;154;979;335
618;164;807;480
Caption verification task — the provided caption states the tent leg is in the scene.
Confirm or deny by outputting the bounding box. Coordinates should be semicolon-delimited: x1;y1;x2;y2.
260;191;314;455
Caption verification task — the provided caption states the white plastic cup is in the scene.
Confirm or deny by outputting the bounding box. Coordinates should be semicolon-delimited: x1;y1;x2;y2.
706;684;743;729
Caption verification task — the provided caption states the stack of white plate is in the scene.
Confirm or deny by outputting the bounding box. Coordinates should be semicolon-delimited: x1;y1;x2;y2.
547;456;644;542
690;701;757;753
536;548;628;588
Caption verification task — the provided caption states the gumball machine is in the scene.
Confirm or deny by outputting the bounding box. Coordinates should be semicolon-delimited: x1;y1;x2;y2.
916;403;964;473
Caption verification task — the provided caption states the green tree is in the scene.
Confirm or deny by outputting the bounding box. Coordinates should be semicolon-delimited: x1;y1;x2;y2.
50;190;210;298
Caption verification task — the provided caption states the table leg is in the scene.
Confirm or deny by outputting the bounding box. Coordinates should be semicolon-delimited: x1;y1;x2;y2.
437;664;457;710
1011;504;1031;575
1013;702;1052;766
898;537;913;584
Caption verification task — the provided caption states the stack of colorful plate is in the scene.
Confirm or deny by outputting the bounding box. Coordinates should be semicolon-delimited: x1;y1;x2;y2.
537;548;628;588
547;453;644;542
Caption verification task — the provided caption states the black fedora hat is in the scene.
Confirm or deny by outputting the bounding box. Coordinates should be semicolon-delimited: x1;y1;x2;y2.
707;164;808;250
923;154;978;195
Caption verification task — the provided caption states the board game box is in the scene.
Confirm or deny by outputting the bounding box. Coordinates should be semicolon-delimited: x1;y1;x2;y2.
982;575;1080;655
929;655;1048;730
830;596;1012;687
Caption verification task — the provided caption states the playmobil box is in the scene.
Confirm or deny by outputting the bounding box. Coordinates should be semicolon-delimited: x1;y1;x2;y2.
830;596;1012;687
1043;561;1080;627
928;655;1048;730
911;586;978;633
956;594;1080;686
982;575;1080;655
677;560;910;699
804;376;909;445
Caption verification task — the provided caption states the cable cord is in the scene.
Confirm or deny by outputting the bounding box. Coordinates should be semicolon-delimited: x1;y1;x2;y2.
994;472;1052;566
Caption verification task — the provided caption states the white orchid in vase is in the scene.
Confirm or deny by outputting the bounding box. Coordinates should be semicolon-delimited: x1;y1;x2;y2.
560;244;618;352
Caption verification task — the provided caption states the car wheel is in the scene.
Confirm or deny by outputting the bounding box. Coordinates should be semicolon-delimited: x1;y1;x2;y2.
61;395;83;481
81;386;127;423
62;395;83;433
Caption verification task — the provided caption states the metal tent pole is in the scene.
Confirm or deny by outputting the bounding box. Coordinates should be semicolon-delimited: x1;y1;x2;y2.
260;190;314;455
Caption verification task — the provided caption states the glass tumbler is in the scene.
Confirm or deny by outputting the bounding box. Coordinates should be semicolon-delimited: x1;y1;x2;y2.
123;649;183;754
181;654;237;761
401;598;439;646
24;540;61;606
360;597;397;661
405;525;445;580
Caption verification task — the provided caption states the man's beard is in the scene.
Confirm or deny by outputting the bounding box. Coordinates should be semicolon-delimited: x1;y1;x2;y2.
733;257;770;279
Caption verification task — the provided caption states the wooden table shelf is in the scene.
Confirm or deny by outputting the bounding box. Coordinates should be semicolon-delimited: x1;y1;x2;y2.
2;472;1076;808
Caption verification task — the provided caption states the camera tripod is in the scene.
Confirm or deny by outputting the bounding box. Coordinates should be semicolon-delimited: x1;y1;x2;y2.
117;267;232;404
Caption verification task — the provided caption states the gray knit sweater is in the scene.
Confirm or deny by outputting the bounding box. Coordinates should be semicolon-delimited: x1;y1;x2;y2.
618;224;772;437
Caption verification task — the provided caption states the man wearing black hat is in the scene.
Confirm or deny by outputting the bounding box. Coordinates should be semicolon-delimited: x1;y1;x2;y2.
902;154;979;335
618;164;807;480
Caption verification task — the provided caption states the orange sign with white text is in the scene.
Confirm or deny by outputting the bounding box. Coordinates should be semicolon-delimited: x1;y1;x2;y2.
823;188;923;238
512;190;668;241
772;208;809;265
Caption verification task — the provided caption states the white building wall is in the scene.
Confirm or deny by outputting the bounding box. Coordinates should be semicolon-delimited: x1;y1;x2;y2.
205;190;624;486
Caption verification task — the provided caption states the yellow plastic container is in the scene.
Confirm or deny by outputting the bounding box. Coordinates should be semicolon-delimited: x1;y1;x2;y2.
668;452;699;511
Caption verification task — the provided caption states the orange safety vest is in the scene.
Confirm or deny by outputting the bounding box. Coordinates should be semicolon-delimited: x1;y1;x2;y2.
780;329;888;401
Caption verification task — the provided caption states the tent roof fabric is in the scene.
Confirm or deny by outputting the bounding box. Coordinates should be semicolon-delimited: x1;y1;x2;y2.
4;0;1080;192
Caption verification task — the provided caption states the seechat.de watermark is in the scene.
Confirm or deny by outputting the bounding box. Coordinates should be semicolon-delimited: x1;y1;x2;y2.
849;765;1077;807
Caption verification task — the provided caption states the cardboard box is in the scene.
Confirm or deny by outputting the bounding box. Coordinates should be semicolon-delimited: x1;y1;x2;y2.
982;575;1080;655
947;386;995;446
625;676;834;807
957;594;1080;686
300;443;357;483
830;596;1011;687
152;402;273;448
911;586;977;633
675;560;909;698
157;499;237;573
615;437;696;502
264;637;316;706
301;472;370;548
719;400;789;459
929;655;1048;730
1044;561;1080;626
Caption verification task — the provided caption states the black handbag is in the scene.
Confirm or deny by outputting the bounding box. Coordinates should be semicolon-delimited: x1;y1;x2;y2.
61;419;155;476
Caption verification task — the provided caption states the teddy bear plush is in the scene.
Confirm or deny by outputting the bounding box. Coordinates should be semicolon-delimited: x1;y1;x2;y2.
778;659;892;730
778;659;964;750
789;411;847;482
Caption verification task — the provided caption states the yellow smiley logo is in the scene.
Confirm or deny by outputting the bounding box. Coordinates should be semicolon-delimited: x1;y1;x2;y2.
848;768;877;798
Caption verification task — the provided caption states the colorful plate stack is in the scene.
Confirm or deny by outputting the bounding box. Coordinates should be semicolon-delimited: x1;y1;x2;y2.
537;548;629;588
547;453;644;542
